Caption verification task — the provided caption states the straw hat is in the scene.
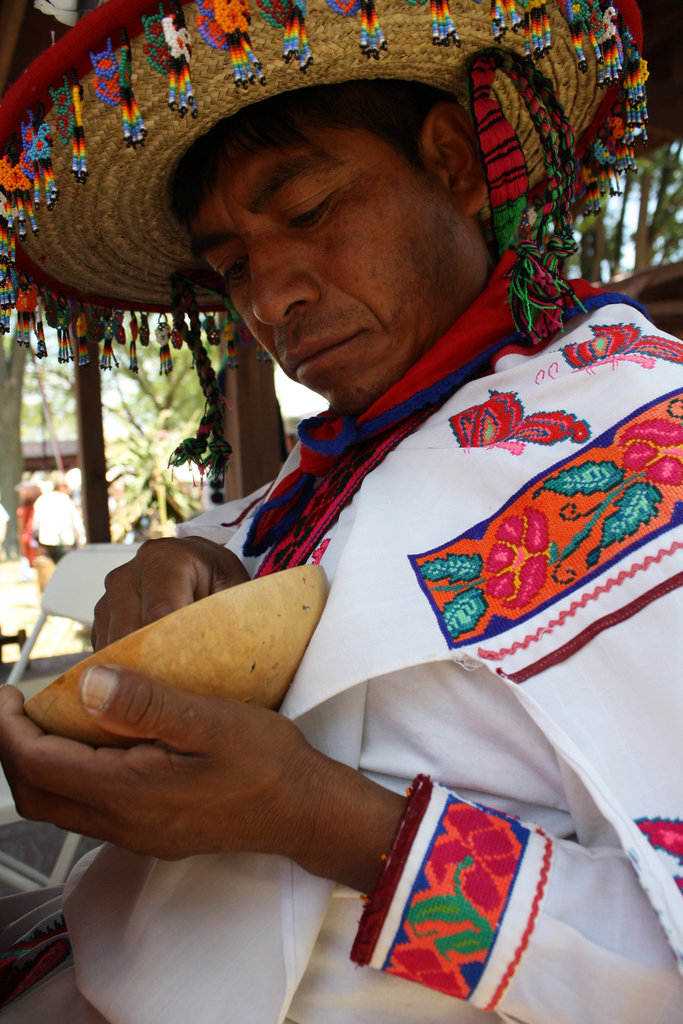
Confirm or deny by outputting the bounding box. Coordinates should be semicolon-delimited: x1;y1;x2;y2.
0;0;647;313
0;0;648;479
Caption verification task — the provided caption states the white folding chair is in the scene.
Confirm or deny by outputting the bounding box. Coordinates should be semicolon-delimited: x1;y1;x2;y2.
1;543;140;890
4;542;141;689
0;767;82;891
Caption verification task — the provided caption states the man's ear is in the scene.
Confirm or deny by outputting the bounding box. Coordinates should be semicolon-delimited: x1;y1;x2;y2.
420;102;488;217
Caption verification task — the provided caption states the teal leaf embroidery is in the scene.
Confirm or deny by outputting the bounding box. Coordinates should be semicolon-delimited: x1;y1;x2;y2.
419;553;483;584
587;481;663;566
538;460;624;497
442;589;488;640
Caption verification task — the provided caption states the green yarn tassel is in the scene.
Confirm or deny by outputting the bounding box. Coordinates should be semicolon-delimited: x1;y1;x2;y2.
507;237;584;345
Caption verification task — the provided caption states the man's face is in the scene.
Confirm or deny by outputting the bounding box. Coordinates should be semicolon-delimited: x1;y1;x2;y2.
190;123;490;416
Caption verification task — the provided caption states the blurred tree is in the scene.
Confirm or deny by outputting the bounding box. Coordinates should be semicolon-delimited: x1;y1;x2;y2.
98;338;212;540
572;141;683;283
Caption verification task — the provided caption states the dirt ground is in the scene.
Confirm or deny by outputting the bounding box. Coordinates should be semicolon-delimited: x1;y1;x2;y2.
0;556;92;671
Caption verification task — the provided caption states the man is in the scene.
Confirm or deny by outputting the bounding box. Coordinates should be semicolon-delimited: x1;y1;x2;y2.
32;475;86;563
0;2;682;1021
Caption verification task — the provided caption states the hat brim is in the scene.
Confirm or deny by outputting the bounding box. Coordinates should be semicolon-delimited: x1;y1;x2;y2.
1;0;642;312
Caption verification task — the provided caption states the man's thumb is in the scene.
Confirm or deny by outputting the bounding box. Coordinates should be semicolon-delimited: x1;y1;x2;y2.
79;664;194;747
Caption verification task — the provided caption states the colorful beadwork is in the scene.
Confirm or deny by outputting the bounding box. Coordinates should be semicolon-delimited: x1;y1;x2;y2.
48;70;87;182
99;311;119;369
490;0;523;41
90;35;146;147
381;791;532;999
518;0;551;59
411;388;683;648
430;0;459;47
20;107;58;213
155;313;173;373
196;0;265;88
143;2;198;117
14;274;38;346
90;39;122;107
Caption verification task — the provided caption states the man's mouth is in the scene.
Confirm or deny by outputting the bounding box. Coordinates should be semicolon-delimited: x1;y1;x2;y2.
288;332;362;379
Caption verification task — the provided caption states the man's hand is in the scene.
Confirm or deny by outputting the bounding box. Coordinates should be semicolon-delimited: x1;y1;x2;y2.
0;670;405;893
92;536;250;648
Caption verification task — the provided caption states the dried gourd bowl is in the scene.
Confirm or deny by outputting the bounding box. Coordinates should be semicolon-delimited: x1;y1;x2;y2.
24;565;328;747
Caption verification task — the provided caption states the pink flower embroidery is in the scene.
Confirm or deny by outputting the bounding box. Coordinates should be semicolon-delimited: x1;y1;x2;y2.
485;507;550;608
620;419;683;486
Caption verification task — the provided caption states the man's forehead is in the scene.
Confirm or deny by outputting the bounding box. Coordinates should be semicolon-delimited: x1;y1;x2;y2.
236;144;344;214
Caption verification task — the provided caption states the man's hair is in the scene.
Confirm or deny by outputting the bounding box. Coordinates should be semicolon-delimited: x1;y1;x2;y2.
171;79;455;226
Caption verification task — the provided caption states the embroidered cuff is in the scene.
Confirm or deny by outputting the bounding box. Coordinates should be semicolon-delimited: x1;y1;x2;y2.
351;775;554;1010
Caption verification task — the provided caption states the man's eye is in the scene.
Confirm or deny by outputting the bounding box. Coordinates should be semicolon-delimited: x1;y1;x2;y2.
290;196;332;228
224;258;247;283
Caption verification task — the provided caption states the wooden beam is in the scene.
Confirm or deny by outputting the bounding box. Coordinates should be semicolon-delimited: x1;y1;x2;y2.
0;0;30;98
223;348;284;501
74;346;111;542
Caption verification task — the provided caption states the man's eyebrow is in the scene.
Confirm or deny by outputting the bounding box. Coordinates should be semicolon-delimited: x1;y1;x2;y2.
248;148;341;214
190;230;236;260
190;149;343;258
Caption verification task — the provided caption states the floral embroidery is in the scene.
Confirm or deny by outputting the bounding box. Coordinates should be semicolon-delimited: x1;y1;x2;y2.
636;818;683;893
382;796;530;999
310;537;330;565
0;917;70;1009
561;322;683;373
621;419;683;486
411;393;683;648
450;390;590;454
485;507;550;608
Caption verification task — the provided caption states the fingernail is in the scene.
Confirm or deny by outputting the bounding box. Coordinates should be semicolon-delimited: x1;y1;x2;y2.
80;665;117;711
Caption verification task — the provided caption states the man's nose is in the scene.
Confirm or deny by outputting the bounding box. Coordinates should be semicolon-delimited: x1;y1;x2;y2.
249;238;320;326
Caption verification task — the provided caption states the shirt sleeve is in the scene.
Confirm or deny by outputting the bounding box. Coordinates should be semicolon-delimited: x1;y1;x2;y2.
351;775;683;1022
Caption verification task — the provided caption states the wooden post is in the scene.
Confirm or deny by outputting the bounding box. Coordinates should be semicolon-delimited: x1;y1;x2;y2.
223;348;283;501
74;345;111;542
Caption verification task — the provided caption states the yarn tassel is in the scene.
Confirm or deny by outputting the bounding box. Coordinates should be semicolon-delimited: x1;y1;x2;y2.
168;275;232;485
283;0;313;71
129;334;138;373
360;0;387;58
506;238;580;345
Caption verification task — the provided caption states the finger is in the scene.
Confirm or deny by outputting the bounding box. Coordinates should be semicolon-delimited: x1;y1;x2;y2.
0;683;26;715
79;663;218;751
95;538;249;647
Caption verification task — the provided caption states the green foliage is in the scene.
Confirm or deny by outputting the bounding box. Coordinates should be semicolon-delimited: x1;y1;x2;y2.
570;141;683;282
100;339;213;539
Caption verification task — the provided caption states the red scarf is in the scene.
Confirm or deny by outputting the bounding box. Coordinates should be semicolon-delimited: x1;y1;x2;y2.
244;253;603;560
